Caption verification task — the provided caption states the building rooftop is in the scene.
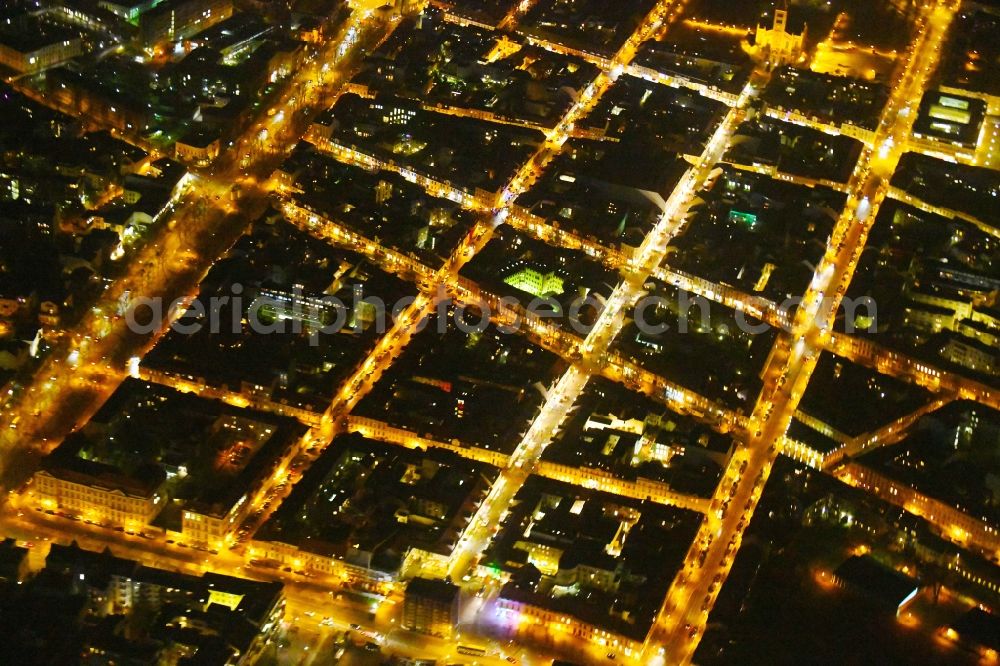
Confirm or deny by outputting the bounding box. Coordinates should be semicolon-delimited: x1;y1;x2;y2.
260;434;494;573
42;435;167;499
833;555;920;611
940;7;1000;99
950;607;1000;652
0;538;28;582
0;17;81;54
406;577;459;605
912;90;986;148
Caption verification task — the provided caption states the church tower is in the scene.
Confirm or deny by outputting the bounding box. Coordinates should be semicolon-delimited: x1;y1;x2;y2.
754;0;806;68
773;1;788;33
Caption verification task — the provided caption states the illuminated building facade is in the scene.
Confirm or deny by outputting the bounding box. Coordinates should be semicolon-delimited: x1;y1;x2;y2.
910;91;987;162
0;34;82;74
139;0;233;46
46;543;285;664
754;2;806;67
174;129;221;167
98;0;163;23
502;262;566;298
837;462;1000;560
402;577;460;638
31;461;166;530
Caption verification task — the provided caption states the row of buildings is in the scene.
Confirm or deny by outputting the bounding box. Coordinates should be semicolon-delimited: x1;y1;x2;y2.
23;380;307;551
0;539;284;664
0;0;234;74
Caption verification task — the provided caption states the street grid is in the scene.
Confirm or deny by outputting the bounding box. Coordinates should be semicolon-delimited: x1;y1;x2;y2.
0;0;992;663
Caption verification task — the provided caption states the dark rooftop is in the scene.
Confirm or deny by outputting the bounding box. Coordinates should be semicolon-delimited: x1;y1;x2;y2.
406;577;459;605
833;555;920;610
951;607;1000;652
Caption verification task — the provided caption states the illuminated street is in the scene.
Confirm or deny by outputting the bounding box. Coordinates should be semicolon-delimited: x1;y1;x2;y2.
0;8;401;491
644;2;961;662
1;0;999;663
